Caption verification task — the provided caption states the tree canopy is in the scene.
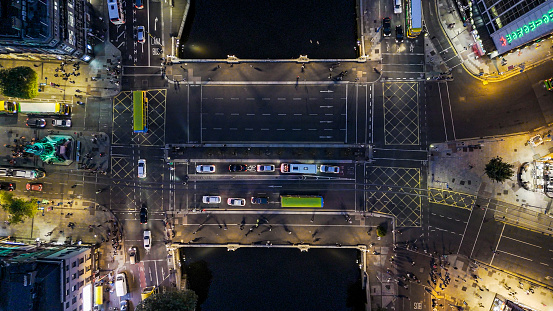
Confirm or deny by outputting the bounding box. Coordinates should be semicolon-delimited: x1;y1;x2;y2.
0;192;37;224
0;66;38;99
485;156;514;183
135;290;198;311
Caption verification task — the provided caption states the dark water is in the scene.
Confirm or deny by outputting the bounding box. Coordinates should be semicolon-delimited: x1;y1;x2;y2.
181;247;361;311
178;0;358;59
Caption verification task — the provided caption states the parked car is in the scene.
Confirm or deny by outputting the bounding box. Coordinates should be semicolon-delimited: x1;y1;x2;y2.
0;182;15;191
394;0;402;14
228;164;247;172
227;198;246;206
196;164;215;173
251;197;269;204
395;25;404;43
256;164;275;172
26;118;46;128
115;272;128;296
128;247;137;264
143;230;151;252
138;159;146;178
383;17;392;37
52;119;71;127
134;0;143;9
140;204;148;224
137;26;145;43
120;300;130;311
320;165;340;174
202;196;221;204
26;183;43;191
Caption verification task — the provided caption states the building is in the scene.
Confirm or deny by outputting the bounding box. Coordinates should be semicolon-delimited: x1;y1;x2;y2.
467;0;553;56
0;240;94;311
0;0;102;62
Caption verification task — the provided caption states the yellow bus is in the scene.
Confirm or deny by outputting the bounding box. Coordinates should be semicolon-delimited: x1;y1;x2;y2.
133;91;148;133
280;195;324;208
407;0;422;38
17;102;71;115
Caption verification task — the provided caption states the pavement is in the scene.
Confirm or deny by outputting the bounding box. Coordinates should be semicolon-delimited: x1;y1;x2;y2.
430;0;553;82
429;126;553;235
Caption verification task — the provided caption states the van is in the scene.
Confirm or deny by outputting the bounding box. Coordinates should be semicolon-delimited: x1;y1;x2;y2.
394;0;402;14
107;0;125;25
115;272;128;296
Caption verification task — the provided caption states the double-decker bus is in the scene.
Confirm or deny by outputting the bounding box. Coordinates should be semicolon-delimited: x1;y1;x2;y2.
107;0;125;25
133;91;148;133
407;0;422;38
280;195;324;208
17;102;71;115
0;101;17;114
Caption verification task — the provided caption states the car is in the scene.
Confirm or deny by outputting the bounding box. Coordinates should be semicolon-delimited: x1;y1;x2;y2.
395;25;404;43
143;230;151;252
140;204;148;224
0;182;15;191
251;197;269;204
134;0;143;9
26;183;43;191
26;118;46;128
120;300;130;311
394;0;402;14
202;196;221;204
128;247;137;264
52;119;71;128
545;78;553;91
138;159;146;178
115;272;128;297
137;26;145;43
320;165;340;174
229;164;247;172
256;164;275;172
196;164;215;173
227;198;246;206
383;17;392;37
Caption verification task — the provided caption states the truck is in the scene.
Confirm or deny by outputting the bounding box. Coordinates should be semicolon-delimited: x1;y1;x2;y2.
17;102;71;116
0;101;17;114
280;163;318;174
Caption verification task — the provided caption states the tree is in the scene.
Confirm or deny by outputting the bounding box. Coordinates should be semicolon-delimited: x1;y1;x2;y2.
485;156;514;183
0;192;37;224
135;290;198;311
0;66;38;99
376;225;386;237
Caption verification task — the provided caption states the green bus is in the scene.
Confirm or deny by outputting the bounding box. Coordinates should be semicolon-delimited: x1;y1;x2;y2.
133;91;148;133
280;195;324;208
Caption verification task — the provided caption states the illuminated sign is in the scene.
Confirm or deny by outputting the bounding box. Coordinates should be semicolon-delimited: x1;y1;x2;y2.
505;9;553;44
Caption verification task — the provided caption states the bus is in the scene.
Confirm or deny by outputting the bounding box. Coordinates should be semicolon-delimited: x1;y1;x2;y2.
17;102;71;115
133;91;148;133
107;0;125;25
280;163;318;174
280;195;324;208
0;101;17;114
407;0;422;38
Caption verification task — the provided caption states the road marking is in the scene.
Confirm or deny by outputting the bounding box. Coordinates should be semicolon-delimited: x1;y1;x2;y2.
503;236;542;248
230;113;239;116
293;98;302;100
261;128;269;131
325;113;334;116
262;113;271;116
309;113;318;116
540;262;549;266
229;128;237;130
278;113;287;116
214;97;224;100
277;98;286;100
247;113;255;116
231;98;239;100
213;128;221;130
245;128;253;131
246;98;255;100
498;250;532;261
294;113;302;116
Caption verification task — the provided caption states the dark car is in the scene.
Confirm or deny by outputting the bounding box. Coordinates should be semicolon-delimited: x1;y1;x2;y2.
395;25;404;42
26;118;46;128
228;164;247;172
140;204;148;224
0;182;15;191
383;17;392;37
134;0;143;9
251;197;269;204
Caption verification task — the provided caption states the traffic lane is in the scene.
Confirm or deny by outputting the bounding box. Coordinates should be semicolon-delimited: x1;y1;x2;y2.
165;85;192;143
424;82;452;143
201;84;348;99
495;224;553;266
468;216;504;263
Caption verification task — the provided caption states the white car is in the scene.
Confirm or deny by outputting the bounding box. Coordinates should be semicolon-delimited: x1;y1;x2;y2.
52;119;71;128
202;196;221;204
320;165;340;174
256;164;275;172
196;164;216;173
227;198;246;206
115;272;128;297
393;0;402;14
138;159;146;178
143;230;151;252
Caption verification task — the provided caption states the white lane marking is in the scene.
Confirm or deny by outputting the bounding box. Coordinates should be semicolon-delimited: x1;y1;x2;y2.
246;113;255;116
214;98;224;100
293;98;302;100
277;98;286;100
261;128;269;131
230;113;239;116
503;236;542;248
262;113;271;116
497;250;532;261
229;128;237;130
309;113;318;116
278;113;287;116
231;98;239;100
245;128;253;131
540;262;549;266
294;113;302;116
246;98;255;100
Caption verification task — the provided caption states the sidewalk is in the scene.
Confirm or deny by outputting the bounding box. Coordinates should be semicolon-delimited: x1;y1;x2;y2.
429;127;553;234
435;0;553;82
